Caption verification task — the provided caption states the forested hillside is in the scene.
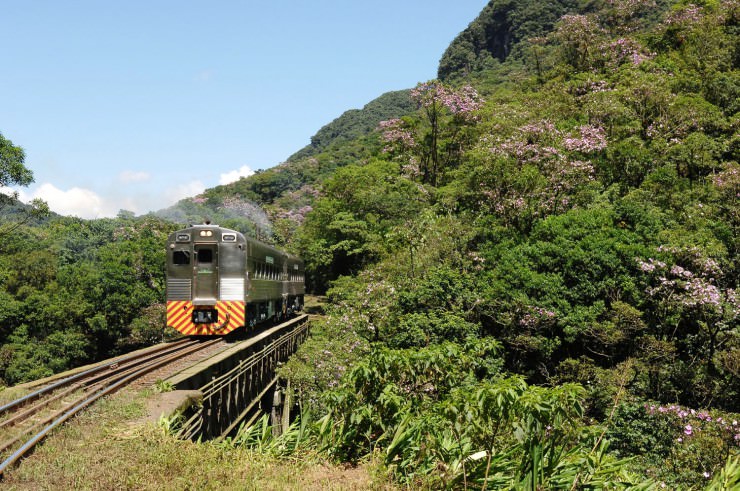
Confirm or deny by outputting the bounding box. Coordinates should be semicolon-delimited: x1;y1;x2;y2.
1;0;738;488
275;0;738;487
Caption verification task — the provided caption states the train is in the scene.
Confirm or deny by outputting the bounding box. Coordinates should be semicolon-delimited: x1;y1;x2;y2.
165;223;305;335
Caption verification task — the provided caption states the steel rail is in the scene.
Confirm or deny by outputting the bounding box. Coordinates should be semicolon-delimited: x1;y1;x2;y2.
0;339;200;430
0;338;222;455
0;338;223;476
0;338;194;416
0;338;222;454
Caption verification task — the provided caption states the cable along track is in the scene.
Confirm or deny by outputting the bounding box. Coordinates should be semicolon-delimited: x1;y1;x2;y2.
0;338;223;477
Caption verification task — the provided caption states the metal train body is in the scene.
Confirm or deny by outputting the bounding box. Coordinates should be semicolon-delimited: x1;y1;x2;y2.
166;224;304;335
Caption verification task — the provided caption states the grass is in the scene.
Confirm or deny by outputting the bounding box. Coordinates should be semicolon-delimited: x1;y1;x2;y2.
0;386;32;407
303;295;327;315
2;388;389;490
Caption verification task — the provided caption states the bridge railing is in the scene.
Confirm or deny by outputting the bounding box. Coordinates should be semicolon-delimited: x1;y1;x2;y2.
177;315;310;441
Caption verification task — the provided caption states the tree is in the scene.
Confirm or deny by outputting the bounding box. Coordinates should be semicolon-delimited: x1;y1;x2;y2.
0;133;49;240
0;133;33;189
379;81;484;187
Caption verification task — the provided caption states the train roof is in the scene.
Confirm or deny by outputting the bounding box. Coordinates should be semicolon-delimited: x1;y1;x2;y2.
168;223;303;264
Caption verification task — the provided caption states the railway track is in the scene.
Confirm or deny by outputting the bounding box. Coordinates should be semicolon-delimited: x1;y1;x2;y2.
0;338;224;476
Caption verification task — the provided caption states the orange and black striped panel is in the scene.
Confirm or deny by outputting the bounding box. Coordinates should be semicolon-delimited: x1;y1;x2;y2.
166;300;245;335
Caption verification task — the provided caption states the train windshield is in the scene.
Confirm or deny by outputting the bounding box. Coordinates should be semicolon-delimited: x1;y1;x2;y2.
173;251;190;265
197;249;213;263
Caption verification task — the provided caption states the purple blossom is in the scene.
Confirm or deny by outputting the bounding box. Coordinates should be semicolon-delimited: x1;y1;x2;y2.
664;4;704;25
644;402;740;447
712;163;740;196
670;265;693;279
378;118;416;153
682;278;721;308
602;37;654;66
519;306;557;327
563;125;608;153
274;205;314;225
519;120;561;141
410;81;485;119
636;258;666;272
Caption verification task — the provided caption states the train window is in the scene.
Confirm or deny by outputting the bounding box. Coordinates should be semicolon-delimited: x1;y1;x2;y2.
173;251;190;265
197;249;213;263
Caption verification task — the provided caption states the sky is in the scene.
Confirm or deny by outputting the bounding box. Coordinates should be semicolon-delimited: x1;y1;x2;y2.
1;1;488;219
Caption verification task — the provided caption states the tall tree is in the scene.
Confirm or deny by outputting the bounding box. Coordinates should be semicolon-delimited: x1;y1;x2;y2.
0;133;49;239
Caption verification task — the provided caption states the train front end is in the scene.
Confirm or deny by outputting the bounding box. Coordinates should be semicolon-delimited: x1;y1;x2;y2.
166;225;247;335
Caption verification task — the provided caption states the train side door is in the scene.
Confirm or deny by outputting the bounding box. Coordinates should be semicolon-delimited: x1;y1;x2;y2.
194;244;218;303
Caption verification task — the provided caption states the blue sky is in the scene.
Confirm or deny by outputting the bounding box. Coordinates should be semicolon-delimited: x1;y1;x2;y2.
1;1;488;218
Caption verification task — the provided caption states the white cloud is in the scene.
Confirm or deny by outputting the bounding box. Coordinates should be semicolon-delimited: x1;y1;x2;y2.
7;176;210;219
219;165;254;185
165;180;206;203
118;170;151;183
0;186;20;200
19;183;118;219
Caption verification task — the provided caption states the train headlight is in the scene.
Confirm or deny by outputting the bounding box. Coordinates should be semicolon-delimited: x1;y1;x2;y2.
199;230;213;237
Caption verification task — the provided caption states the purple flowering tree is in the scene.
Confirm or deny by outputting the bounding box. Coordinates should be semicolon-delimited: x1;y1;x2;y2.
379;81;484;186
637;245;738;360
474;119;603;230
601;0;658;33
551;14;605;70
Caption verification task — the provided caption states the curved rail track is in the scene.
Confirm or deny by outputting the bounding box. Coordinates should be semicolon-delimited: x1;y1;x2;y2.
0;338;224;476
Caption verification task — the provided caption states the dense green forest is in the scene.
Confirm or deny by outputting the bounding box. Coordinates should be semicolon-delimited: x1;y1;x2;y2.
1;0;739;488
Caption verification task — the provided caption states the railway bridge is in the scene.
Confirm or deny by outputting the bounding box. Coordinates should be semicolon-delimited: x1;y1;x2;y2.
0;314;309;475
163;314;309;441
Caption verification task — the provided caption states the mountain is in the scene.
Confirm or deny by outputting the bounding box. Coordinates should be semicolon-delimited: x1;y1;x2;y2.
287;89;415;162
438;0;581;80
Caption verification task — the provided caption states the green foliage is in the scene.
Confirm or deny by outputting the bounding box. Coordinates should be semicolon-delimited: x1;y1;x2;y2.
0;215;176;384
277;1;740;486
154;380;175;393
318;352;648;488
0;133;50;238
0;132;33;188
295;160;429;290
705;456;740;491
609;400;740;488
